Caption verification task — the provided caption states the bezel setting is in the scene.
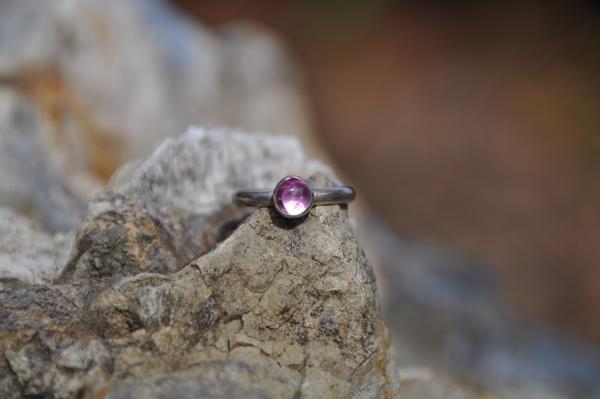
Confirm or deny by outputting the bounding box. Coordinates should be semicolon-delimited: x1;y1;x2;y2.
272;176;314;218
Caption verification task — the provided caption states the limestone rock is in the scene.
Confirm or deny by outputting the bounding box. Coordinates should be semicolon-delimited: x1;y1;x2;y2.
0;130;397;398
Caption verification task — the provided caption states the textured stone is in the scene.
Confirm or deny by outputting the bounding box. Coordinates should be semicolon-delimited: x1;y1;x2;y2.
57;128;330;282
0;130;397;398
0;205;395;398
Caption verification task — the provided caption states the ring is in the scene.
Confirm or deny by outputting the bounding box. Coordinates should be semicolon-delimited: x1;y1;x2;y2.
233;176;356;218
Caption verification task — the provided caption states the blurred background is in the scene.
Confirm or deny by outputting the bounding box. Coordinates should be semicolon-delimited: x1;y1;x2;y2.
175;0;600;345
1;0;600;397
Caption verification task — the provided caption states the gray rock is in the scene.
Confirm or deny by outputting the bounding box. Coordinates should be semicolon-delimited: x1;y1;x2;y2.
59;127;331;282
0;0;311;145
0;207;72;282
0;88;97;232
0;0;312;232
0;130;397;398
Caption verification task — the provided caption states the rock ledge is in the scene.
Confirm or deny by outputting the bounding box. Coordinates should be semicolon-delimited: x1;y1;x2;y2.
0;129;397;398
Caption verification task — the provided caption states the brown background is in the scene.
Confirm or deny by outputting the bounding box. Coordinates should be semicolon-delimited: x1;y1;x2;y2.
173;0;600;343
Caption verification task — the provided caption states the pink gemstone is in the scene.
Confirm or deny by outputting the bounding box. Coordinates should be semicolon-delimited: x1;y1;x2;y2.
273;176;313;217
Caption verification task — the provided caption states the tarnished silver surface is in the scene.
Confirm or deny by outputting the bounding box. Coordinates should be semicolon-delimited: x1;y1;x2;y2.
233;186;355;207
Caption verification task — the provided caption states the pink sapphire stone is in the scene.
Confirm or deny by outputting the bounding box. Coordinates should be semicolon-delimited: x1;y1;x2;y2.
273;176;313;217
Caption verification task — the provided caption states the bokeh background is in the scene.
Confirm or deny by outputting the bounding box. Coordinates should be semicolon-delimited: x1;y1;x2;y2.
175;0;600;345
173;1;600;396
1;0;600;397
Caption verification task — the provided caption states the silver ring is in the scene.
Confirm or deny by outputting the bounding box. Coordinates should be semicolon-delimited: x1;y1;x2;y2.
233;176;356;218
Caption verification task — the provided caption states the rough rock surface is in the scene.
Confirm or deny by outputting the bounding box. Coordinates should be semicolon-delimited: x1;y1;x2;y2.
0;129;397;398
58;127;331;282
0;0;312;231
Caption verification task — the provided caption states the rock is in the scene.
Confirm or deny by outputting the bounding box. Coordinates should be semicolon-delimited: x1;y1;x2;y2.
58;127;331;282
0;88;98;231
0;0;312;232
0;0;312;186
0;129;397;398
0;207;72;282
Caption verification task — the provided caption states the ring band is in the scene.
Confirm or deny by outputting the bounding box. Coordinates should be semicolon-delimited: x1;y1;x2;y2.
233;176;355;218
